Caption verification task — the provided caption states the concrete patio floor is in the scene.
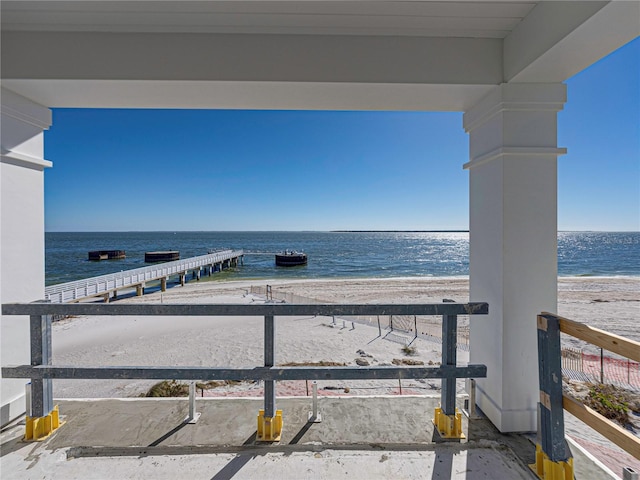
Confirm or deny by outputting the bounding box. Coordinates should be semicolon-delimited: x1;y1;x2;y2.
0;395;616;479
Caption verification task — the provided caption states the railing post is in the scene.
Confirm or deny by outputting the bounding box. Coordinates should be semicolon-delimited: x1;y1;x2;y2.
26;305;62;440
30;312;53;418
441;314;457;415
257;314;283;441
600;348;604;384
433;314;464;439
264;314;275;417
463;378;480;419
308;381;322;423
531;314;573;479
184;381;200;424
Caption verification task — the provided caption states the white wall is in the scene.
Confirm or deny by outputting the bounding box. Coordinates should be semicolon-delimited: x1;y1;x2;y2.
0;87;51;426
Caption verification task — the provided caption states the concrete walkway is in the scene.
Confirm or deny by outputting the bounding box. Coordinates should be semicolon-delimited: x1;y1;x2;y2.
0;395;616;479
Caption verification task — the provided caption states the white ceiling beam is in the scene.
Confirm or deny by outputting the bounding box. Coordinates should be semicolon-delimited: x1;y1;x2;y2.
0;79;495;112
1;32;502;85
504;1;640;83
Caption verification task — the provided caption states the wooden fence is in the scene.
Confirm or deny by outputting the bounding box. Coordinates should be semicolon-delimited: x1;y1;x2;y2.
536;312;640;477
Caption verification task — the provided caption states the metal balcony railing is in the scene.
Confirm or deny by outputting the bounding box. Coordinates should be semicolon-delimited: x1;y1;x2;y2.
2;301;488;441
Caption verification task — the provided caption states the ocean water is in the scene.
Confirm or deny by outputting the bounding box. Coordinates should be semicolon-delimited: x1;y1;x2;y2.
45;231;640;286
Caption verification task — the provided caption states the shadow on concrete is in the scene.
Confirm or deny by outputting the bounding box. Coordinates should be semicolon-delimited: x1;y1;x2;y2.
210;452;256;480
288;420;314;445
147;421;190;447
0;416;28;458
242;431;258;446
209;431;261;480
465;410;536;468
431;448;454;479
0;436;26;457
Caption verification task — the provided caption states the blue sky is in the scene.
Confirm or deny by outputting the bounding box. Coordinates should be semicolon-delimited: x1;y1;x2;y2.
44;38;639;232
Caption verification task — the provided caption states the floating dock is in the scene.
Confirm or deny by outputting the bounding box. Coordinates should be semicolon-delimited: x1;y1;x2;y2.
88;250;125;261
145;251;180;262
275;251;307;266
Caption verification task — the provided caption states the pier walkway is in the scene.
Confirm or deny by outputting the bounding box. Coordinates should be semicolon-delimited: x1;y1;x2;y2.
44;250;244;303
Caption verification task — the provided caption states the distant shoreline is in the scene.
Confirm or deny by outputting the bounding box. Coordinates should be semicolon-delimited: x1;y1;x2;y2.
45;230;639;234
330;230;469;233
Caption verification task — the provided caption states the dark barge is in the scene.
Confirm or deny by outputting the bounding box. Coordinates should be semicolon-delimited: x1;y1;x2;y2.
145;251;180;263
88;250;126;261
275;251;307;267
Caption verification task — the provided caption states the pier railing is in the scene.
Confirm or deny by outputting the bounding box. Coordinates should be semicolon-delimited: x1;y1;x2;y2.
535;312;640;478
2;301;488;441
44;250;244;303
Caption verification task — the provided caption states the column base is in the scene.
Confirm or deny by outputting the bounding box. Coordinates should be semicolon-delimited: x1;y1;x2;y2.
529;444;574;480
475;384;537;432
433;407;465;439
257;409;283;442
25;405;64;441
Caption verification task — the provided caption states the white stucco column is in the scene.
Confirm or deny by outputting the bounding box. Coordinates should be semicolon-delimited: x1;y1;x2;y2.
463;83;566;432
1;88;52;426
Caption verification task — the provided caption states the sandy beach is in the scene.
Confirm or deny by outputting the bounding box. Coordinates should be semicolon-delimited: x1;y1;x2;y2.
50;276;639;475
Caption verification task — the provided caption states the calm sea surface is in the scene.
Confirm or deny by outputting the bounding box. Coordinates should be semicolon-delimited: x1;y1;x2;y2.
45;231;640;286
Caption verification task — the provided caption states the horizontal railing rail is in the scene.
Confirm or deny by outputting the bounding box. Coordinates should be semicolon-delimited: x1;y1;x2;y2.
2;302;488;317
43;250;243;303
535;312;640;477
5;365;487;381
554;313;640;362
2;301;488;441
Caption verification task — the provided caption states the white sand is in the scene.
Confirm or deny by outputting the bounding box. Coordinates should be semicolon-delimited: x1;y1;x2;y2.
50;276;639;474
52;286;455;399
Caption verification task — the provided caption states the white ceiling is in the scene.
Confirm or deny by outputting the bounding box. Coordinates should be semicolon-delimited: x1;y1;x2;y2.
1;1;638;111
2;1;537;37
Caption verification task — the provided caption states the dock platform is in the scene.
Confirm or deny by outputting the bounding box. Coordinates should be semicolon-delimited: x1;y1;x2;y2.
45;249;244;303
88;250;126;261
145;251;180;262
